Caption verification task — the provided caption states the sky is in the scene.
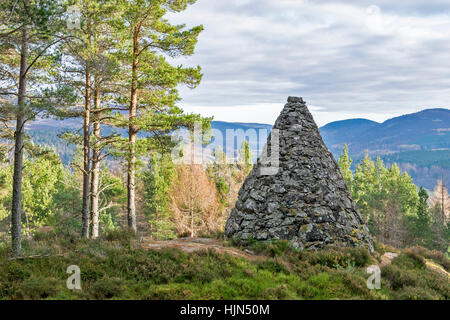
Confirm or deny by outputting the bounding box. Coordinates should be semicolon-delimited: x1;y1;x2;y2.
167;0;450;127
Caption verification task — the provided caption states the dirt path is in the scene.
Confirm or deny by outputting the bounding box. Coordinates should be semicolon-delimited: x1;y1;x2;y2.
425;260;450;278
139;237;261;260
378;252;450;279
139;240;450;279
379;252;399;267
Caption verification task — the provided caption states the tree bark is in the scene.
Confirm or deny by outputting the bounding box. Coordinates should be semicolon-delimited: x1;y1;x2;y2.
11;24;29;256
81;6;92;238
190;142;194;238
190;205;194;238
442;175;445;223
127;27;139;233
90;84;100;239
81;65;91;238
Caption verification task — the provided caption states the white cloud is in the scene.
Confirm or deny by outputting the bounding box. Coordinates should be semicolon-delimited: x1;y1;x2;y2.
167;0;450;126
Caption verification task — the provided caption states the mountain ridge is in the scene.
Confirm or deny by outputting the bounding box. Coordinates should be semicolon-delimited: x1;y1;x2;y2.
24;108;450;190
320;108;450;157
319;108;450;190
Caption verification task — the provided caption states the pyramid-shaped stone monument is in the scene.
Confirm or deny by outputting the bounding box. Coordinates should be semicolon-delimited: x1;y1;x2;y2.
225;97;373;252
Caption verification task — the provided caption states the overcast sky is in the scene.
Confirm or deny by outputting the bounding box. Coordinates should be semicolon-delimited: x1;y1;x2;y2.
167;0;450;127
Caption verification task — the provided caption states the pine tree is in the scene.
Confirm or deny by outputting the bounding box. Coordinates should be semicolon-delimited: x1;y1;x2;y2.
352;151;375;218
238;140;253;178
85;0;124;239
108;0;204;233
350;150;419;247
0;0;65;255
410;187;432;247
337;144;353;190
57;0;98;238
58;0;126;238
143;153;176;240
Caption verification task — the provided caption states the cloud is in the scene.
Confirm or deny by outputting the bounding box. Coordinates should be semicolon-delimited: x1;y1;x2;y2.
166;0;450;125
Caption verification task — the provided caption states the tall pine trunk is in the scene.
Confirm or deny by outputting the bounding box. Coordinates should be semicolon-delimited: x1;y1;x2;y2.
127;28;139;233
11;24;29;256
81;66;91;238
90;84;100;239
128;127;137;233
442;175;445;223
81;8;92;238
190;142;195;238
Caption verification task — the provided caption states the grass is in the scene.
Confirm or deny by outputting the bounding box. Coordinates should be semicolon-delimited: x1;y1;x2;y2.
0;234;448;300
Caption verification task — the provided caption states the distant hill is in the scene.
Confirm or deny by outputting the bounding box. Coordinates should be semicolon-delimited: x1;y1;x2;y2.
320;118;379;144
25;108;449;190
320;108;450;190
321;109;450;157
25;120;273;164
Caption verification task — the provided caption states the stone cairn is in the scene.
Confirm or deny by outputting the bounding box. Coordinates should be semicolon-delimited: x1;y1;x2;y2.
225;97;374;252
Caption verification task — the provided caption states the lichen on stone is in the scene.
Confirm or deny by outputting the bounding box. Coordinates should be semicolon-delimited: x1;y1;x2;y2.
225;96;374;253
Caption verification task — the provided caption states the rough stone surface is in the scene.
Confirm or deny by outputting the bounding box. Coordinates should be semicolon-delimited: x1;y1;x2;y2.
225;97;374;252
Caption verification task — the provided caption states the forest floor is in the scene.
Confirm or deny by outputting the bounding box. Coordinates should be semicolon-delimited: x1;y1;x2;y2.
0;231;449;300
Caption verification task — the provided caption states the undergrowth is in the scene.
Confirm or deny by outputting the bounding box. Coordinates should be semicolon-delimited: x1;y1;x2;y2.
0;236;448;300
